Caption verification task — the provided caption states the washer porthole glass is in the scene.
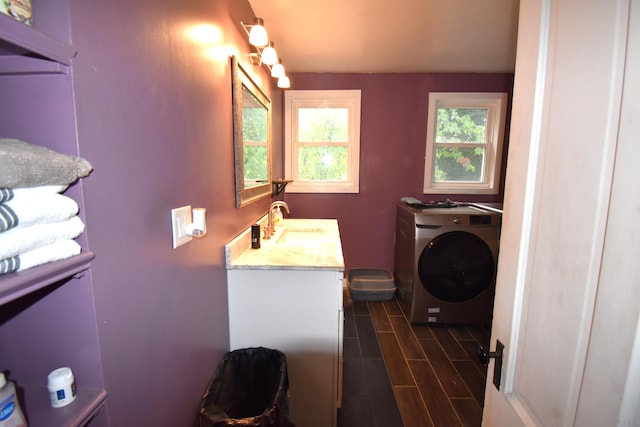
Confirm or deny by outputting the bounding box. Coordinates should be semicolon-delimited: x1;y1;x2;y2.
418;231;495;302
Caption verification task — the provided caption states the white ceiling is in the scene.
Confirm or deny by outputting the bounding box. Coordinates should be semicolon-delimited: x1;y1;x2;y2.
248;0;520;74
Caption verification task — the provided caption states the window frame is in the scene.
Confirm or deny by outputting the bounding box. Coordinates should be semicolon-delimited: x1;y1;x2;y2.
284;90;361;193
423;92;508;195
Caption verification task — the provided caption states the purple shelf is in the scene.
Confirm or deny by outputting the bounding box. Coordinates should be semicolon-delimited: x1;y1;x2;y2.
0;252;95;306
0;55;68;74
21;384;107;427
0;13;75;65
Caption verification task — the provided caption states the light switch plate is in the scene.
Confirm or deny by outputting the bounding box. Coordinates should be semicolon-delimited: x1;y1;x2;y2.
171;205;192;248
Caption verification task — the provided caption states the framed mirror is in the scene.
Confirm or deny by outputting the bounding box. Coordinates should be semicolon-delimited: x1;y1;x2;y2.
231;56;272;207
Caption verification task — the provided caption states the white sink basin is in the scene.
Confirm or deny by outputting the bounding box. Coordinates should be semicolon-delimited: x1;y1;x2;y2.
277;228;324;245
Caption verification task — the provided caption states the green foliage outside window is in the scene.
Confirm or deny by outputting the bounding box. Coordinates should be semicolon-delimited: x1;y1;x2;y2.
243;107;267;142
297;107;349;181
243;146;268;185
298;146;348;181
243;107;268;185
434;108;487;182
298;108;348;142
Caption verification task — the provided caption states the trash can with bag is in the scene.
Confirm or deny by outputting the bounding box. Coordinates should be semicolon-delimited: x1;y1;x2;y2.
199;347;295;427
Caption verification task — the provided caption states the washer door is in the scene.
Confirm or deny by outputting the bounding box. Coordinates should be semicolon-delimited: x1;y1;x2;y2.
418;231;495;302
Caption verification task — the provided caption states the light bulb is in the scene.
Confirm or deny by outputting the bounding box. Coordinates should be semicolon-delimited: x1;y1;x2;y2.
249;18;268;47
277;75;290;89
261;42;277;66
271;59;285;78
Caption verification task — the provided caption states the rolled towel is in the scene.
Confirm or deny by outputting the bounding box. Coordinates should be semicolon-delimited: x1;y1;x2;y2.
0;216;85;260
0;185;68;203
0;137;93;188
0;193;79;232
0;240;82;274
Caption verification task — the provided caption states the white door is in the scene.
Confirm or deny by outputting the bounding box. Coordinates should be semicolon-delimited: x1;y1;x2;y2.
483;0;640;426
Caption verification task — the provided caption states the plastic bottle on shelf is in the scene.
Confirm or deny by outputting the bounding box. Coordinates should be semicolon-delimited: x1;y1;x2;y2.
0;372;27;427
274;206;283;226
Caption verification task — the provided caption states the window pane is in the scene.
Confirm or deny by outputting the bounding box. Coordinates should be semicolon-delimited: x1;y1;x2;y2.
434;146;485;182
436;108;487;143
298;146;348;180
242;97;268;187
298;108;349;142
243;107;267;142
243;145;268;187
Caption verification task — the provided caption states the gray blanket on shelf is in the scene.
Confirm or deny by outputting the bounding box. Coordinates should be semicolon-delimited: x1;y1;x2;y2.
0;137;93;188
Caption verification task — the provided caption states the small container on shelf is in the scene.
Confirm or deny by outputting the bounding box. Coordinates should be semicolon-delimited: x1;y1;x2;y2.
47;367;76;408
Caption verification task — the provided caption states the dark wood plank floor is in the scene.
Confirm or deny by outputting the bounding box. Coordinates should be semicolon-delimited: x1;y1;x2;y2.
338;289;491;427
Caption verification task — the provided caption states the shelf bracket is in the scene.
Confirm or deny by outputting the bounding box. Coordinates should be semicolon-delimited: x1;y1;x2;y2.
272;179;293;197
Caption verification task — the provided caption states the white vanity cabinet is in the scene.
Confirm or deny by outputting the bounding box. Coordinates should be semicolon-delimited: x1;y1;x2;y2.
226;219;345;427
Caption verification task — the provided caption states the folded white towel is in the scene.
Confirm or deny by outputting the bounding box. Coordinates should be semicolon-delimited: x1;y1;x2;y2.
0;185;68;203
0;240;82;274
0;193;79;232
0;216;85;259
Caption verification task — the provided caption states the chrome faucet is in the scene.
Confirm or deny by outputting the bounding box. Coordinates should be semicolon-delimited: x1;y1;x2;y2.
264;201;290;239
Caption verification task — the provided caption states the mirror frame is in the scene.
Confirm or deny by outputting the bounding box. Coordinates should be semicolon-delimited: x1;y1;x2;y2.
231;55;272;207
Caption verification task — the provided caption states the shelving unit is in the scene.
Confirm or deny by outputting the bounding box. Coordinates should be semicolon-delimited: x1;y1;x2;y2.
18;384;107;427
0;252;95;306
0;14;75;64
1;4;106;426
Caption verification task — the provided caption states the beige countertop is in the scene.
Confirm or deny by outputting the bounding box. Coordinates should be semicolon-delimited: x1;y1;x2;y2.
225;218;345;271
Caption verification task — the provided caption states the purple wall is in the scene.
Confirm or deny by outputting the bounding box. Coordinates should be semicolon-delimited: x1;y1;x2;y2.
282;73;513;274
64;1;511;424
68;0;277;425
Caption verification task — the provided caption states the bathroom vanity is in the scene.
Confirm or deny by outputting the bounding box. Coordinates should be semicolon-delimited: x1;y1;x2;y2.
225;218;344;427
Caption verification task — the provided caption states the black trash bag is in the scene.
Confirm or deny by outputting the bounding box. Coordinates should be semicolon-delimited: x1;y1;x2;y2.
199;347;295;427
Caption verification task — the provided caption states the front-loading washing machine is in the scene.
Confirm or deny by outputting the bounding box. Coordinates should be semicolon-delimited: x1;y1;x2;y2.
393;201;501;324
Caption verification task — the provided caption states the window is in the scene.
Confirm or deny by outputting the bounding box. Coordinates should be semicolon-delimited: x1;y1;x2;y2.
284;90;361;193
424;92;507;194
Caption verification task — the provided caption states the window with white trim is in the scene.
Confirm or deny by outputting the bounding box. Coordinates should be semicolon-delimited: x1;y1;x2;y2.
284;90;361;193
424;92;507;195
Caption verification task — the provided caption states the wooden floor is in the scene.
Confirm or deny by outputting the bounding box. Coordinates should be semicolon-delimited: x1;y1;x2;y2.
338;290;491;427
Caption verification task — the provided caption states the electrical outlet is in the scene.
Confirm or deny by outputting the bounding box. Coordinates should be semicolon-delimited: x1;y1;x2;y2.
171;206;192;248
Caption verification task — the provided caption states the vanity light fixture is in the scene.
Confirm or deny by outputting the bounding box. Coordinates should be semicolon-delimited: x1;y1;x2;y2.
271;58;285;78
247;17;268;47
261;41;278;66
241;18;290;89
277;75;291;89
